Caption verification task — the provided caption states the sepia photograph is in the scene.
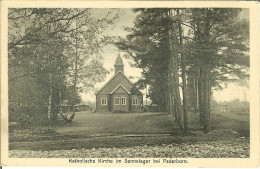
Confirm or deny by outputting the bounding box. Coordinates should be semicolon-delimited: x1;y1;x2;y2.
1;1;259;168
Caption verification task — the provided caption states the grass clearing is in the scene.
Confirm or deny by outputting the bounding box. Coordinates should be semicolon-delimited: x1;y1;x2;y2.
55;112;175;135
9;111;249;151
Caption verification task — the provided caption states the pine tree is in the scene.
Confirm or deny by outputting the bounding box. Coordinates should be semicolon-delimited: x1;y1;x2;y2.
186;8;249;133
117;8;249;134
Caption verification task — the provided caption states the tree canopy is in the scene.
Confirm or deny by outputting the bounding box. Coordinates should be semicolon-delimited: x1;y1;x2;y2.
8;8;119;126
117;8;249;133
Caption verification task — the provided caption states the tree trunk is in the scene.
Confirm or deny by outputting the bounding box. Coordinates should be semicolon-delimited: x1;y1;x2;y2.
199;67;210;133
181;61;188;134
169;42;183;129
168;9;183;130
68;19;80;122
168;67;175;116
163;80;168;113
198;66;203;126
58;88;62;114
198;9;211;133
178;9;188;134
193;67;200;114
47;73;52;127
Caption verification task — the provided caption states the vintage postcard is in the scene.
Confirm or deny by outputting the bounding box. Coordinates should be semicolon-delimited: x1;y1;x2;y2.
1;0;259;168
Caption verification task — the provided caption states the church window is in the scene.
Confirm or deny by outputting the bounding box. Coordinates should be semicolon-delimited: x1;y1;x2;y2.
101;98;107;105
132;98;138;105
115;97;120;105
121;97;126;105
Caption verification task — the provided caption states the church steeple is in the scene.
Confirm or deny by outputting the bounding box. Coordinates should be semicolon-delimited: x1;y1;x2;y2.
114;53;124;74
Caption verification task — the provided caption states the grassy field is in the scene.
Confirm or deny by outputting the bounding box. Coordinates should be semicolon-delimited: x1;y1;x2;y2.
55;112;175;135
9;111;249;151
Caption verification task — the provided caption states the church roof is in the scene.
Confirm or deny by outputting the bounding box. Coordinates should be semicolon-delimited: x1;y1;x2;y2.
95;70;132;95
95;53;143;96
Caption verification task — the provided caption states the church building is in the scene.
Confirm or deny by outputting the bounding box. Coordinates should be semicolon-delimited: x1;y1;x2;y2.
95;54;143;112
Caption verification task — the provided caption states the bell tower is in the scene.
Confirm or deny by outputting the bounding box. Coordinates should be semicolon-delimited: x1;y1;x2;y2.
114;53;124;74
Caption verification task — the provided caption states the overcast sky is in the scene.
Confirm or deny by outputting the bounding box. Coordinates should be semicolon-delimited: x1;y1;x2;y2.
81;8;249;103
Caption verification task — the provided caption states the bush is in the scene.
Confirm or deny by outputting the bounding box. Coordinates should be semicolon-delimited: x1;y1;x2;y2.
9;104;48;128
112;110;129;113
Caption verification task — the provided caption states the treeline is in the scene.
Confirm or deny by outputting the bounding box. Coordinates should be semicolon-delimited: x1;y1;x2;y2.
8;8;118;127
117;8;249;133
211;99;249;109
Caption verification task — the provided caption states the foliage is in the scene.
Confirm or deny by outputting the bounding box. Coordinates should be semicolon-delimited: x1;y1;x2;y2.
8;8;118;126
117;8;249;133
116;9;171;112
